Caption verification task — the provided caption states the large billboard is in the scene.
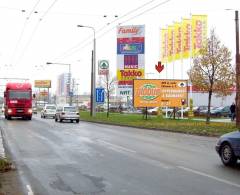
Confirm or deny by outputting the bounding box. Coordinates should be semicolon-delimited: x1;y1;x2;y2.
133;79;188;107
34;80;51;88
117;25;145;96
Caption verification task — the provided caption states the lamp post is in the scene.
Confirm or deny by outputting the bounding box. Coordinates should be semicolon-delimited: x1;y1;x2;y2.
77;25;96;117
46;62;72;105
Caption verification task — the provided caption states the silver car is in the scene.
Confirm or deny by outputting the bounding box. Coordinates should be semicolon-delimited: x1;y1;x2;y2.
55;105;79;123
41;104;56;118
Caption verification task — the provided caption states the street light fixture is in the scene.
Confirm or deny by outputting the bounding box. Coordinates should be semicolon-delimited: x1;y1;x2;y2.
77;24;96;117
46;62;72;105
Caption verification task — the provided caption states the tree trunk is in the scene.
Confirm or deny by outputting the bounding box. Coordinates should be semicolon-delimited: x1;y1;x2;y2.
107;91;109;118
206;90;212;124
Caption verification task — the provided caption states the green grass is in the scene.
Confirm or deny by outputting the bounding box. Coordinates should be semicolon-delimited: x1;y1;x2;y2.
80;111;238;136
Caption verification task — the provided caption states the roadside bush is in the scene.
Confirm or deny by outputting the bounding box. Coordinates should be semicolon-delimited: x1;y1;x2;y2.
0;158;12;172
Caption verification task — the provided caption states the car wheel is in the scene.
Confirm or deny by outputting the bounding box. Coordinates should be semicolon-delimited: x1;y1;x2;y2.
70;120;73;123
60;119;63;123
220;143;237;166
55;117;58;122
43;115;46;118
76;119;79;123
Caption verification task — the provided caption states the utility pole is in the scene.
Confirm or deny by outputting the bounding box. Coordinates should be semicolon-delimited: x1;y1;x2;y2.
235;10;240;128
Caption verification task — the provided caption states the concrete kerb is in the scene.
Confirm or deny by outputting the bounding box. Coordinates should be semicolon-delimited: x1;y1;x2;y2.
0;126;6;159
79;119;219;137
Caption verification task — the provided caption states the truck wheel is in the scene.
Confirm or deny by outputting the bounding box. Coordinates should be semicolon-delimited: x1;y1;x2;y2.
7;116;11;120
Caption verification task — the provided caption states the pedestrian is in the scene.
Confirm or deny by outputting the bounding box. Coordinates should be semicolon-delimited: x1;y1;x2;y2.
230;102;236;121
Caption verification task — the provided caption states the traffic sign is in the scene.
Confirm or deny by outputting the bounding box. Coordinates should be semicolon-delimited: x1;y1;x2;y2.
96;88;105;103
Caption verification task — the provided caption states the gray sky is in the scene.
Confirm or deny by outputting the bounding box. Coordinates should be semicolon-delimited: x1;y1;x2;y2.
0;0;239;94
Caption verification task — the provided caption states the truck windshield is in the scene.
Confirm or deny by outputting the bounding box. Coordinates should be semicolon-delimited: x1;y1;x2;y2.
9;90;31;100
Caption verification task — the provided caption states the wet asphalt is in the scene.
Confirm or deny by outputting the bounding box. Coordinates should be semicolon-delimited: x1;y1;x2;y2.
0;114;240;195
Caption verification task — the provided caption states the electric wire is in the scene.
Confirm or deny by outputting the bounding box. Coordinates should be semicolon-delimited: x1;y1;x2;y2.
15;0;59;64
56;0;172;60
10;0;41;65
53;0;159;61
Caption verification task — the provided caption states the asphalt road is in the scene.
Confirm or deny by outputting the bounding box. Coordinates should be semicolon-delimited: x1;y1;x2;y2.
0;114;240;195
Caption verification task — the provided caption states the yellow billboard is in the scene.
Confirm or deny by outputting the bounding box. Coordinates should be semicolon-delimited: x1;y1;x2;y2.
167;26;174;62
192;15;208;57
34;80;51;88
161;29;168;63
174;22;182;60
182;18;191;59
133;79;188;107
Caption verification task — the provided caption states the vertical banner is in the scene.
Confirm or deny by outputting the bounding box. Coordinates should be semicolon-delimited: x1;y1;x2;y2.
192;15;208;57
167;25;174;62
161;28;168;63
174;22;182;60
182;18;191;59
117;25;145;96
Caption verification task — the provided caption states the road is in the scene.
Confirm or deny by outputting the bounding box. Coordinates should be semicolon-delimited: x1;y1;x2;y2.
0;115;240;195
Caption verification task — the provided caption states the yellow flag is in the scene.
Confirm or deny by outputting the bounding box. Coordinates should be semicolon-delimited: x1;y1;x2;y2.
161;29;168;63
182;18;191;59
192;15;208;57
167;26;174;62
174;22;182;60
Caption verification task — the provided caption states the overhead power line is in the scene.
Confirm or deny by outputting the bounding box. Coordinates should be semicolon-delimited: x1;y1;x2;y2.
55;0;172;61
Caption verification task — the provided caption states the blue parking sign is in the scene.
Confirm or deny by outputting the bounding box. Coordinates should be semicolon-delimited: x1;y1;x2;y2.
96;88;105;103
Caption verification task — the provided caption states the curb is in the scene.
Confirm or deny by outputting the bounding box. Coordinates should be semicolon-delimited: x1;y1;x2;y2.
79;119;219;137
0;126;5;159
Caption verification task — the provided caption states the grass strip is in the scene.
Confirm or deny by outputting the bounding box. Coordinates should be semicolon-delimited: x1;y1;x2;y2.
80;111;238;136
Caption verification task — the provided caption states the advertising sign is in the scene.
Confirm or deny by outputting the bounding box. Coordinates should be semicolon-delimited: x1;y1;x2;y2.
117;25;145;96
98;60;109;75
34;80;51;88
182;18;191;59
133;79;188;107
39;91;48;97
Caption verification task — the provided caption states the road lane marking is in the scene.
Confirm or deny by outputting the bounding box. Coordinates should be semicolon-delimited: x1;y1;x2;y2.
98;140;137;154
26;185;34;195
178;166;240;188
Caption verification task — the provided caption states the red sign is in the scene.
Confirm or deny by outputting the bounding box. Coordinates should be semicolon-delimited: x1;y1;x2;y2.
155;61;164;73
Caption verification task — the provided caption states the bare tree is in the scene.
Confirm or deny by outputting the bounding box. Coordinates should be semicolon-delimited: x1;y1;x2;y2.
188;29;235;124
101;73;117;117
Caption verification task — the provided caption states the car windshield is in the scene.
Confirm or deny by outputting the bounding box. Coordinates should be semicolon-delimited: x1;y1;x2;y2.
46;106;56;110
64;107;77;112
9;90;31;99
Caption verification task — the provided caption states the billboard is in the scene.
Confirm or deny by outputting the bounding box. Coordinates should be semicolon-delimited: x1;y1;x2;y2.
133;79;188;107
117;25;145;96
34;80;51;88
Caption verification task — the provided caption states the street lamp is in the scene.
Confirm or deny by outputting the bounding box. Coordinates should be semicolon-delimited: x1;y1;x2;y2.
77;24;96;117
46;62;72;105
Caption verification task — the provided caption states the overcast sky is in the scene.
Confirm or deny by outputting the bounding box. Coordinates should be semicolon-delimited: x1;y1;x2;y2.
0;0;239;95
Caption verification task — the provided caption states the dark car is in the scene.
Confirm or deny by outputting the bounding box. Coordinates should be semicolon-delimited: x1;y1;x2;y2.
210;106;230;117
216;131;240;166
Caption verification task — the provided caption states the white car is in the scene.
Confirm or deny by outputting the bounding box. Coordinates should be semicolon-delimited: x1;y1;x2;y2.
41;104;56;118
55;105;79;123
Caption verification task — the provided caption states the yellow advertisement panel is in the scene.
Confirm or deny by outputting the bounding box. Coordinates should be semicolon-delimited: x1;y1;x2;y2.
167;26;174;62
34;80;51;88
161;29;168;63
182;18;191;59
192;15;208;57
133;79;188;107
117;69;144;81
174;22;182;60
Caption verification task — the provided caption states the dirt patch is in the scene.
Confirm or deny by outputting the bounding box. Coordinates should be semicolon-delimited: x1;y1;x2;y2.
0;169;24;195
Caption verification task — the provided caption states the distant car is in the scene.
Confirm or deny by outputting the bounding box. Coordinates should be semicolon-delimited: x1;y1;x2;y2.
194;106;208;116
147;107;173;115
216;131;240;166
210;106;230;117
41;104;56;118
1;104;4;113
32;106;37;114
55;105;79;123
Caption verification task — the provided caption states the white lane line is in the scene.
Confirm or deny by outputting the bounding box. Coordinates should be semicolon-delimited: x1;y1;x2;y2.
178;166;240;188
26;185;34;195
98;140;137;154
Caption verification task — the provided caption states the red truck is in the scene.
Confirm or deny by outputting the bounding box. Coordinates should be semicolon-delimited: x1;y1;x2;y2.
4;82;32;120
